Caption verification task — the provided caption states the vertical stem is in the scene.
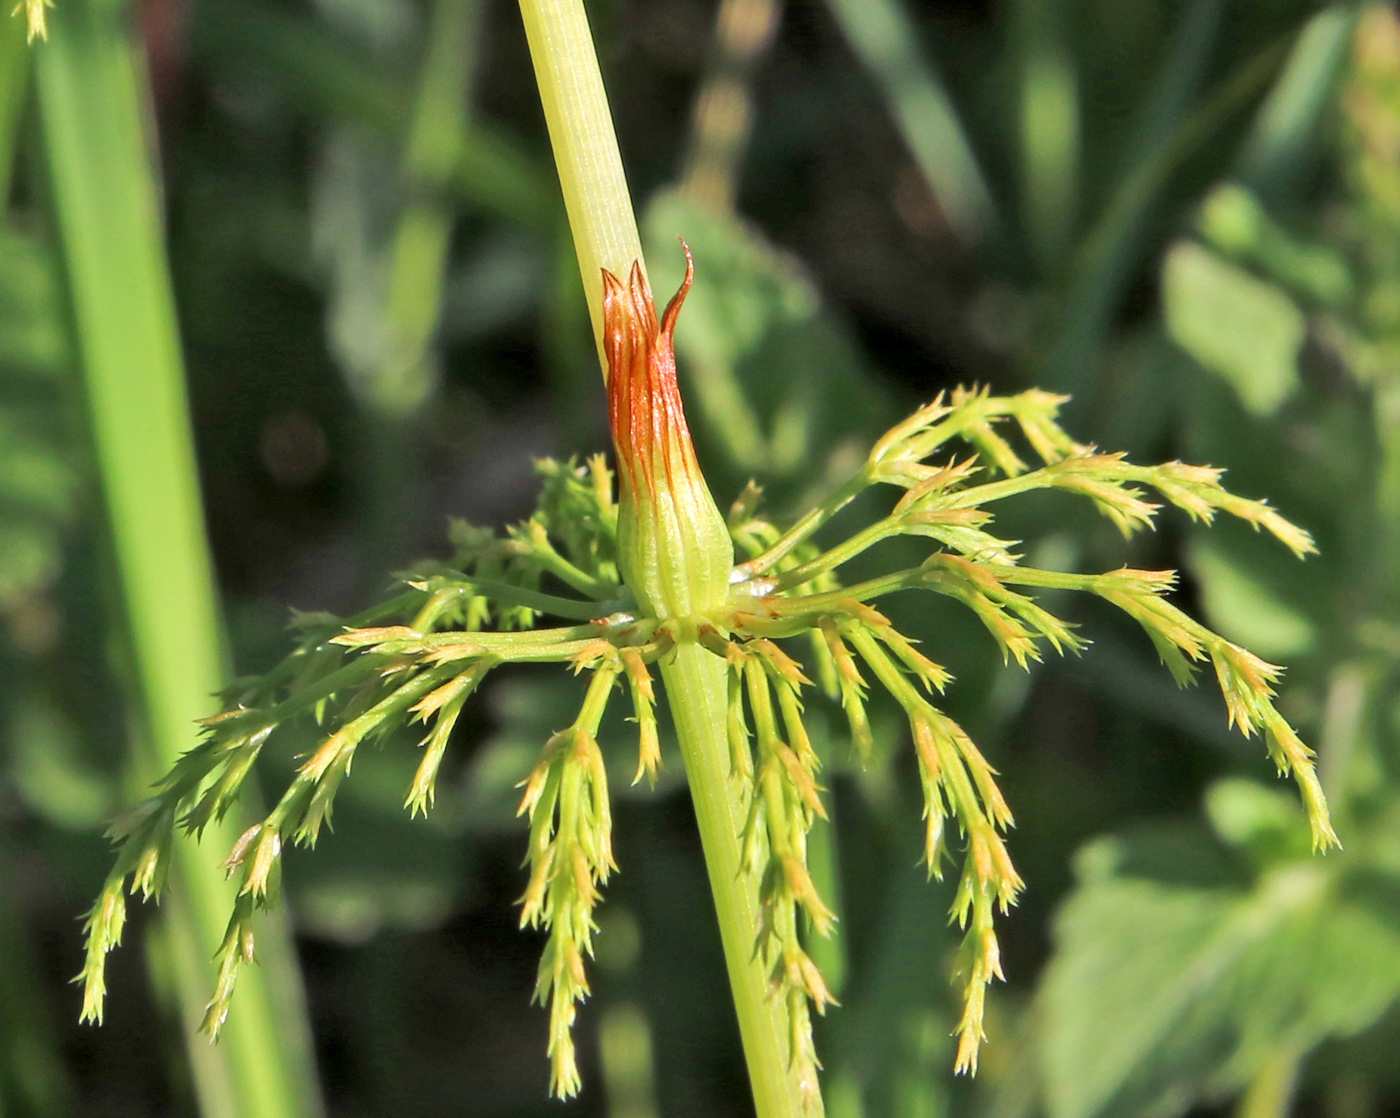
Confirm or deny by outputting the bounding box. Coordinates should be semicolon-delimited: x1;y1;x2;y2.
517;0;644;368
516;2;816;1110
35;4;322;1116
352;0;482;579
662;645;819;1118
1015;0;1080;273
1235;1047;1302;1118
380;0;481;412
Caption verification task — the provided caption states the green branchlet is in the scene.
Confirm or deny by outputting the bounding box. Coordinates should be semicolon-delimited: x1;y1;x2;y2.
14;0;52;42
79;387;1334;1099
518;662;619;1096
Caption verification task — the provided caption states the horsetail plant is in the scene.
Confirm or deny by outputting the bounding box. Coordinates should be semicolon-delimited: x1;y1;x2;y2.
74;1;1336;1115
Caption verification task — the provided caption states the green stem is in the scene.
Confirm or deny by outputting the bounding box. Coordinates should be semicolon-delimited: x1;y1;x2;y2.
353;0;482;578
1235;1047;1302;1118
773;516;899;588
662;645;819;1118
517;0;645;368
741;470;873;577
515;2;816;1110
824;0;996;244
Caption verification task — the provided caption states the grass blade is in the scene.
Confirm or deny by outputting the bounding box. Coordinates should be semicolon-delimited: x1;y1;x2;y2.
1014;0;1081;271
825;0;998;244
1045;23;1292;413
1236;4;1358;204
35;2;323;1115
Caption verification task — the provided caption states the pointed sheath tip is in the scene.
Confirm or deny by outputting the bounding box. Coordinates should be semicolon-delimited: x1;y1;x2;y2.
660;239;694;339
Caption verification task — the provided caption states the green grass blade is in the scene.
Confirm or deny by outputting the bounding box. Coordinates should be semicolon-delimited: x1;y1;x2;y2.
1043;0;1225;405
191;1;555;233
825;0;998;245
1117;0;1226;180
1014;0;1080;271
1236;4;1358;204
1045;26;1292;410
377;0;483;414
34;2;323;1115
350;0;483;574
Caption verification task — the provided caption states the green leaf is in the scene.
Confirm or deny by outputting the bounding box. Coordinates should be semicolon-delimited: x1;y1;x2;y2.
1204;778;1312;865
1163;241;1304;417
1042;822;1400;1118
37;1;324;1111
1198;184;1353;305
1187;538;1316;660
1043;842;1243;1118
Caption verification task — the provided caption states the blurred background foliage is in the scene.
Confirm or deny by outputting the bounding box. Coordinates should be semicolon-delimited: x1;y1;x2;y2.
2;0;1400;1116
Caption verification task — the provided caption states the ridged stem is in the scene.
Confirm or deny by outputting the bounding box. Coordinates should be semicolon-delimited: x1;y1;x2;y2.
515;2;818;1112
661;645;819;1118
517;0;645;369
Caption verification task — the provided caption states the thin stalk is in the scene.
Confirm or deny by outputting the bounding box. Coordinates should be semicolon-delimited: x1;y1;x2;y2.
517;0;644;368
35;4;322;1116
189;2;558;234
1015;0;1080;272
516;2;817;1112
661;646;817;1118
1235;1046;1303;1118
740;469;873;577
353;0;482;579
382;0;480;405
772;517;900;589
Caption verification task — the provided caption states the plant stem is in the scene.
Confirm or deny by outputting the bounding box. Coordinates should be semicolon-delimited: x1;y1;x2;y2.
517;0;645;368
35;5;322;1115
1235;1047;1302;1118
662;645;819;1118
515;3;818;1111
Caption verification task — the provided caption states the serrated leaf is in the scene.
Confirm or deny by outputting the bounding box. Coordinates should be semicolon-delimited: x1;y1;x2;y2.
1042;829;1400;1118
